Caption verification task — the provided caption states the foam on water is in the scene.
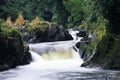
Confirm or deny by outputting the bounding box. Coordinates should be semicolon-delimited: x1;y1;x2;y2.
1;30;117;80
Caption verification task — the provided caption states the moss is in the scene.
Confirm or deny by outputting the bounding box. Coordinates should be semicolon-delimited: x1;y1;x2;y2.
80;40;97;62
80;18;106;62
105;36;120;69
0;26;20;35
25;22;49;33
90;35;111;65
0;26;31;71
83;34;120;70
0;19;5;25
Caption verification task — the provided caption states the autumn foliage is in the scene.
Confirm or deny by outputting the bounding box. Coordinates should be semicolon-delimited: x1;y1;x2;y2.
15;12;24;26
6;16;13;27
31;16;41;25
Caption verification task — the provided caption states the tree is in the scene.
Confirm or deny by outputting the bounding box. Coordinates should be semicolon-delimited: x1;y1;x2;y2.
15;12;24;26
31;0;55;21
0;0;25;20
53;0;70;27
6;16;13;27
95;0;120;34
0;0;56;21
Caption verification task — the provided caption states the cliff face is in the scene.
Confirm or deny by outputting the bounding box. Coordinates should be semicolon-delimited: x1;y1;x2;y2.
0;27;31;71
82;35;120;70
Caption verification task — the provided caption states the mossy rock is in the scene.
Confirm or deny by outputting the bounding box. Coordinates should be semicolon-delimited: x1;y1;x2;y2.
21;23;73;43
0;26;31;71
82;34;120;70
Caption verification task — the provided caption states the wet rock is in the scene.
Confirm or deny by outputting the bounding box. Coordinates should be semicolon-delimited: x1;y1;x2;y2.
75;42;81;48
0;29;31;71
82;35;120;70
76;30;86;37
21;43;32;65
22;24;73;43
45;24;73;42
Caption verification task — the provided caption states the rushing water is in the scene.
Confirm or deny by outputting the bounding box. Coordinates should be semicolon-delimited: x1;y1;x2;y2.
0;30;120;80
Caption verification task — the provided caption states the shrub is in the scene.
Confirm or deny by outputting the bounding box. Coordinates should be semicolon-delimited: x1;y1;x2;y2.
6;16;13;27
14;12;24;26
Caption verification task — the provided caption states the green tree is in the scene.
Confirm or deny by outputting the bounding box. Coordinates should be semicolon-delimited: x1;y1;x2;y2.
0;0;56;21
53;0;70;27
95;0;120;34
0;0;25;20
63;0;85;28
31;0;55;21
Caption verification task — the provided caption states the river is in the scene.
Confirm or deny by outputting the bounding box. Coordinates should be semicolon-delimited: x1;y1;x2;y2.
0;30;119;80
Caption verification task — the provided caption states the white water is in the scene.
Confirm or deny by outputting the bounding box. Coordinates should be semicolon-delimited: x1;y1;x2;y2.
28;31;84;69
29;40;83;68
0;30;119;80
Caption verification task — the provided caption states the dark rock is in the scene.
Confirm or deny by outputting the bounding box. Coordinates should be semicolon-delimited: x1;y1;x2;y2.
77;41;93;61
22;24;73;43
80;31;96;44
76;30;86;37
82;35;120;70
45;24;73;42
73;46;78;52
75;36;92;60
81;37;92;45
20;43;32;65
75;42;81;48
0;29;31;71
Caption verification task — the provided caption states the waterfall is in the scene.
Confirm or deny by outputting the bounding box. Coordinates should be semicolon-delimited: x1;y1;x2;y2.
29;29;83;66
29;51;45;62
0;30;118;80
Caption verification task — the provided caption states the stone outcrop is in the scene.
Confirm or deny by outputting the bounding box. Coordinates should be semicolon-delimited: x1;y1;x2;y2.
0;28;31;71
81;35;120;70
76;30;86;37
22;24;73;43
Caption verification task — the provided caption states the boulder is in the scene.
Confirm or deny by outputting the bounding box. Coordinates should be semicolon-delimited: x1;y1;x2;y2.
76;30;86;37
0;28;31;71
44;24;73;42
22;24;73;43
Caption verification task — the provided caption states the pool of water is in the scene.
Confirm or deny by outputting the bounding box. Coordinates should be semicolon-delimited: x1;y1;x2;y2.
0;61;119;80
0;30;120;80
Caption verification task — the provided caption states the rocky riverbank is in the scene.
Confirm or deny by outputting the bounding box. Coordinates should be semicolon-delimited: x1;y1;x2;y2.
81;35;120;70
0;26;31;71
21;23;73;43
0;21;74;71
